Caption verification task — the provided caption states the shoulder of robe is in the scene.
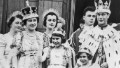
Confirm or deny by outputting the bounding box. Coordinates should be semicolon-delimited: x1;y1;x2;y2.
74;28;82;35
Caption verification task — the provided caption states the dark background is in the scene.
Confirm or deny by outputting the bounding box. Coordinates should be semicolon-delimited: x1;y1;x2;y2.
74;0;120;31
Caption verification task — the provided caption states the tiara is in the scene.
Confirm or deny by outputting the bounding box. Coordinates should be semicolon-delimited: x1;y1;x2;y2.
94;0;111;14
53;29;64;36
42;8;60;20
7;11;23;23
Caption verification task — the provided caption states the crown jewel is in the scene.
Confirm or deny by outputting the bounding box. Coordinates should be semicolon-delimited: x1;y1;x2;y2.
21;0;38;20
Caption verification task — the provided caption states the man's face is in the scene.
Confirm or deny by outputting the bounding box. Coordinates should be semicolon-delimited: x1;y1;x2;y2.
97;12;110;25
83;11;96;26
52;36;62;47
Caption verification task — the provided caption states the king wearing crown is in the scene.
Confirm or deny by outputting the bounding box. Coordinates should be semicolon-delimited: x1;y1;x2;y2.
78;0;120;68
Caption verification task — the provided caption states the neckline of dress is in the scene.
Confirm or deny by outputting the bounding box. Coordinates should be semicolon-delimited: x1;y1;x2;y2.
26;31;36;37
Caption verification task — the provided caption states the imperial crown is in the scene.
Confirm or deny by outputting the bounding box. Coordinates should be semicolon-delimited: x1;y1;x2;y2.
21;0;38;20
94;0;111;14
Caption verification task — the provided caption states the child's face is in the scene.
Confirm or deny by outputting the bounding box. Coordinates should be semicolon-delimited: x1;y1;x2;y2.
79;53;89;65
51;36;62;47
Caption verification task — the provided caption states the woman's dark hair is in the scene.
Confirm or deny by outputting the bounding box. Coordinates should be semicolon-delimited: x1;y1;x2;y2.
7;14;23;28
43;12;59;27
76;52;93;60
23;17;39;25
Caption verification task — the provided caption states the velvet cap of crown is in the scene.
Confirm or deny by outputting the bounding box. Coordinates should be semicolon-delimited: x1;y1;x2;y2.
21;6;38;20
94;0;111;14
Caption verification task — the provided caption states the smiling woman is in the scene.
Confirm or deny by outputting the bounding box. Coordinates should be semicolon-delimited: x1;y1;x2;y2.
42;8;59;48
26;17;38;31
17;2;44;68
42;8;60;68
0;0;71;38
1;11;23;68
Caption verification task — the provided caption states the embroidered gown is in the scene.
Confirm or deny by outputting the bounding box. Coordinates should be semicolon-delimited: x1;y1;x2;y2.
43;32;51;48
42;32;51;68
0;34;8;68
78;25;120;68
1;33;20;68
47;46;70;68
18;31;43;68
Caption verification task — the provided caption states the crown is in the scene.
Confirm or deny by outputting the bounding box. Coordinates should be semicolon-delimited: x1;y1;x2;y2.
42;8;60;20
94;0;111;14
76;47;93;59
78;47;92;56
21;0;38;20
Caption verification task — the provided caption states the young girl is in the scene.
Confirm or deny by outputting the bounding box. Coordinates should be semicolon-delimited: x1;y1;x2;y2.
75;47;100;68
42;8;60;68
42;30;72;68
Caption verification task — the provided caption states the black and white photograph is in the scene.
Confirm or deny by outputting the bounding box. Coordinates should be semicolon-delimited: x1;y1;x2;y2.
0;0;120;68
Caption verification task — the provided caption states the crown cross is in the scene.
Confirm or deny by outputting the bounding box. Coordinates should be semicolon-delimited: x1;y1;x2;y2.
24;10;27;15
99;0;103;5
26;0;30;7
104;1;109;9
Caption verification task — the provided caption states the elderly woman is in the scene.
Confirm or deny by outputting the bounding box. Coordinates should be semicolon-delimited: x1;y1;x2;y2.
1;11;23;68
